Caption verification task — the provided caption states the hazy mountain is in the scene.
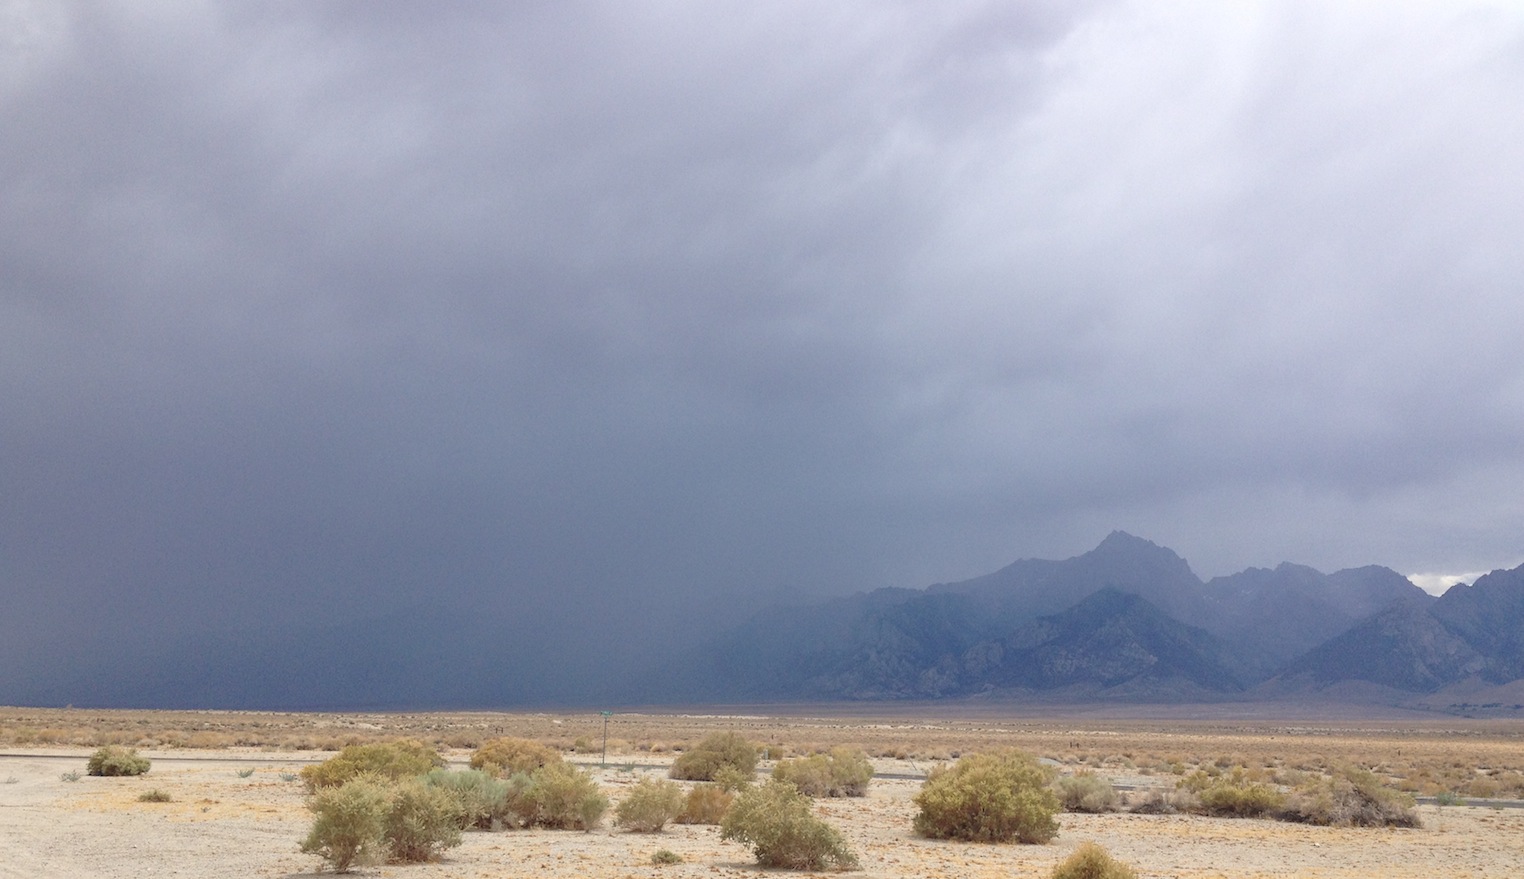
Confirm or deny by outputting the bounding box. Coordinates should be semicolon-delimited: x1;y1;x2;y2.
966;588;1248;698
13;531;1524;711
1199;563;1429;675
656;535;1523;707
1272;601;1487;692
1430;564;1524;681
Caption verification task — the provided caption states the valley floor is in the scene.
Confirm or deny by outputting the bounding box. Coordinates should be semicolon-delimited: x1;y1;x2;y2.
2;707;1523;878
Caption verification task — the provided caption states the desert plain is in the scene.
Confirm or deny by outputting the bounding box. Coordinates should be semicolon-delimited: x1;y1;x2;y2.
2;704;1523;878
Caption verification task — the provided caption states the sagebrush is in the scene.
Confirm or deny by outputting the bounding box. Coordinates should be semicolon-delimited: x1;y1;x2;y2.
1280;767;1419;827
1056;772;1118;813
1050;842;1139;879
300;776;391;873
424;768;509;830
676;783;733;824
383;777;463;863
300;740;444;792
470;737;562;777
720;779;859;871
913;750;1060;844
616;777;685;832
772;747;873;797
86;745;150;777
669;731;758;782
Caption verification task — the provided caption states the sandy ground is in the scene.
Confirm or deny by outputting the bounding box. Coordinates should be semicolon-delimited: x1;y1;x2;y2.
3;748;1523;879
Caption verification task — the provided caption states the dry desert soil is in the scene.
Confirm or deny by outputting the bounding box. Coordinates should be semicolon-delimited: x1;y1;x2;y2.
2;705;1523;878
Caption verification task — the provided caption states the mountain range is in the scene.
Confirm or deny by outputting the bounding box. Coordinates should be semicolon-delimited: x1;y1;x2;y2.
636;532;1524;714
9;531;1523;715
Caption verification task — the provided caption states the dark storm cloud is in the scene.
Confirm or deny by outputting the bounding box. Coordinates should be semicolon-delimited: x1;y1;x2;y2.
4;2;1524;685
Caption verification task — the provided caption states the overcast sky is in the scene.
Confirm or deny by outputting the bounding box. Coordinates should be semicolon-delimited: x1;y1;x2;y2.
5;1;1524;669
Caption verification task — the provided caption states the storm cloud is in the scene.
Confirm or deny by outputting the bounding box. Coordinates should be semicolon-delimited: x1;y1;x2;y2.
4;2;1524;702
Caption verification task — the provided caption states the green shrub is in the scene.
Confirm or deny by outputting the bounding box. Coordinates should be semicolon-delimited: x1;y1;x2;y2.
1056;772;1119;813
720;779;859;870
1051;842;1139;879
1280;768;1419;827
300;740;445;792
383;777;463;863
300;776;390;873
651;848;683;865
470;737;562;777
669;732;759;782
913;750;1060;844
424;768;509;830
773;748;873;797
137;789;173;803
525;762;608;830
616;777;685;832
86;746;151;777
1183;768;1284;818
676;783;733;824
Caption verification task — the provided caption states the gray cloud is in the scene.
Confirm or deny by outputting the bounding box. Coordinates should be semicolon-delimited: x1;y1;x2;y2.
4;1;1524;692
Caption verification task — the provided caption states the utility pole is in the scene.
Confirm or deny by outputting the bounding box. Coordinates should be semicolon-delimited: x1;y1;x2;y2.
599;711;613;766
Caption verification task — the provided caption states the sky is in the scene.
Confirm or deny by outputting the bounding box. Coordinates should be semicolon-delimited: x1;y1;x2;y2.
4;1;1524;687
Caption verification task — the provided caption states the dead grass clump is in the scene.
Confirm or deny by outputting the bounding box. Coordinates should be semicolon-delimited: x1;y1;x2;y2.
1050;842;1139;879
1056;771;1119;813
676;783;733;825
137;789;173;803
1280;767;1419;828
1128;787;1196;814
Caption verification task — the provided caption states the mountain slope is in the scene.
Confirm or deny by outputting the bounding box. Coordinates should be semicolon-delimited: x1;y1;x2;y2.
971;588;1247;698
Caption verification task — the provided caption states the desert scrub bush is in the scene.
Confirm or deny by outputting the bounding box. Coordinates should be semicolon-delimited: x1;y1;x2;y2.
913;750;1060;844
1050;842;1139;879
300;776;391;873
721;779;859;871
137;789;173;803
1128;787;1196;814
615;777;685;832
676;783;733;824
424;768;508;830
301;740;444;792
470;736;561;777
772;747;873;797
1182;768;1285;818
669;731;759;781
524;762;608;830
383;777;463;863
1056;772;1119;813
651;848;683;865
1280;767;1419;827
86;745;151;777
